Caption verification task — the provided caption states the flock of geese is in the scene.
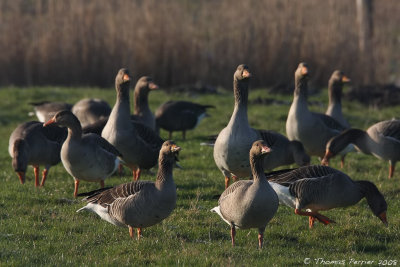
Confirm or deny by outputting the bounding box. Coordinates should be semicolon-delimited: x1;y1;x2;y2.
8;62;397;248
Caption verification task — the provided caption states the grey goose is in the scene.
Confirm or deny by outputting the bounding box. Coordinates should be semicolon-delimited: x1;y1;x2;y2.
29;101;72;122
72;98;111;129
77;140;180;240
132;76;158;131
211;140;279;248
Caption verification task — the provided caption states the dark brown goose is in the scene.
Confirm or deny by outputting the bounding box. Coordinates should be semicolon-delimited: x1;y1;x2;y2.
8;121;66;186
72;98;111;129
322;119;400;178
211;140;278;248
44;110;121;197
132;76;158;131
77;140;180;240
101;69;163;180
155;100;214;140
213;64;310;189
286;63;347;158
325;70;351;128
267;165;388;228
29;101;72;122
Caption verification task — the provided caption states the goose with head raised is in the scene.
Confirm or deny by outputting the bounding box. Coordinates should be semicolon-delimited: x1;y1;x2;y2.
44;110;121;197
77;140;180;240
267;165;388;228
211;140;278;248
213;64;310;188
322;119;400;179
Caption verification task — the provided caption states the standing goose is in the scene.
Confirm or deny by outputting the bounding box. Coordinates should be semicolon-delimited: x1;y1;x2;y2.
72;98;111;129
267;165;388;228
155;100;215;140
322;119;400;178
325;70;351;128
77;140;180;240
44;110;121;197
286;62;347;158
29;101;72;122
8;121;66;186
102;69;163;181
132;76;158;131
211;140;278;248
213;64;310;189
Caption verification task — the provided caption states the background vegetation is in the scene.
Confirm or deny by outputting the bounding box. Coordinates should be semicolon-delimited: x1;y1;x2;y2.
0;0;399;89
0;81;399;265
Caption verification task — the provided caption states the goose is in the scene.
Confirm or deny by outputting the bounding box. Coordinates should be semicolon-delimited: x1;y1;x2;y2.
213;64;310;189
211;140;278;248
8;121;66;186
76;140;180;240
286;62;347;158
72;98;111;129
132;76;158;131
322;119;400;179
267;165;388;228
44;110;121;197
155;100;215;140
325;70;351;128
29;101;72;122
101;68;163;180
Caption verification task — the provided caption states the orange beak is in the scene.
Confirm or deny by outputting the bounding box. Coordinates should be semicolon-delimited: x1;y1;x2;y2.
17;171;25;184
378;212;388;227
301;66;308;76
171;144;181;152
149;82;158;90
43;117;56;127
242;69;251;78
261;145;271;154
123;74;130;82
342;75;351;83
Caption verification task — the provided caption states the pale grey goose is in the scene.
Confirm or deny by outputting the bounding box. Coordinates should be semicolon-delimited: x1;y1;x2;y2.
211;140;278;248
101;68;163;180
132;76;158;131
286;62;347;158
8;121;66;186
213;64;310;189
76;140;180;240
29;101;72;122
155;100;214;140
322;119;400;178
325;70;351;128
267;165;388;228
72;98;111;129
44;110;121;197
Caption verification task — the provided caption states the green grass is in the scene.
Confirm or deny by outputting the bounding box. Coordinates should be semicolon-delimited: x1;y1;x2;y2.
0;85;399;266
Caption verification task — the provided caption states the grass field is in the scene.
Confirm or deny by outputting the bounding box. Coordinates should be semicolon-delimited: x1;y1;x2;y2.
0;84;399;266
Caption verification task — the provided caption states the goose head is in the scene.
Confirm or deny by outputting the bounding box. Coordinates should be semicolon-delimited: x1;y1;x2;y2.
159;140;182;164
294;62;309;97
43;110;81;130
328;70;350;102
115;68;131;96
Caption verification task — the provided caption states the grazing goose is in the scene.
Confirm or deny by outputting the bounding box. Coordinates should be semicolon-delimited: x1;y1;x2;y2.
101;69;163;181
325;70;351;128
211;140;278;248
8;121;66;186
72;98;111;128
132;76;158;131
267;165;388;228
44;110;121;197
322;119;400;179
286;62;347;158
213;64;310;188
155;100;215;140
29;101;72;122
77;140;180;240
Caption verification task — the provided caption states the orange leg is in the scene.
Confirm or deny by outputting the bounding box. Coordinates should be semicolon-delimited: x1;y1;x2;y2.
389;164;395;179
17;171;25;184
33;166;40;187
100;180;105;188
258;232;263;249
74;180;80;198
295;209;335;227
230;225;236;247
309;216;316;228
224;176;230;189
129;226;134;239
40;169;48;187
133;168;142;181
137;228;142;240
340;156;345;169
